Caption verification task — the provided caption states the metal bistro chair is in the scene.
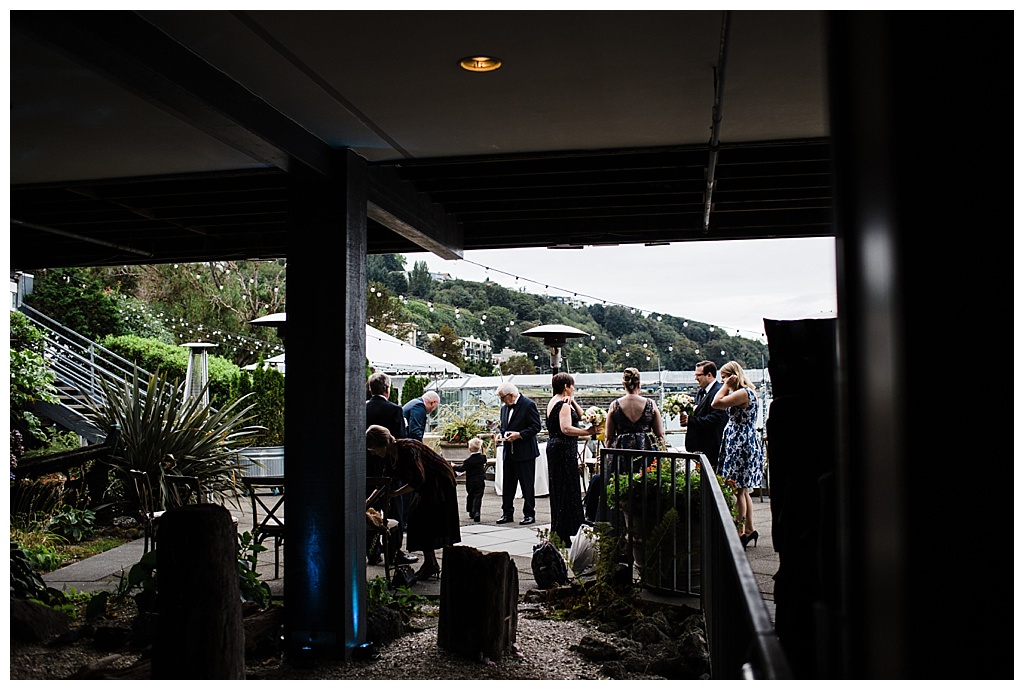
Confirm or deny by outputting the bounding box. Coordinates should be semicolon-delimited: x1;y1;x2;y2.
366;476;400;582
129;470;203;553
242;475;286;579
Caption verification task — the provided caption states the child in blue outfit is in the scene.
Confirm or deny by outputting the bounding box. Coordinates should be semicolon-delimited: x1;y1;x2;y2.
453;437;487;522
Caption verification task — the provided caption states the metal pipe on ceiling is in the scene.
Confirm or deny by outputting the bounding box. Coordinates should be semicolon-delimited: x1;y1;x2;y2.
703;10;733;234
10;219;154;258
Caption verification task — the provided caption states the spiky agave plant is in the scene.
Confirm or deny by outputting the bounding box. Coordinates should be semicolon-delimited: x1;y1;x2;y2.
88;367;263;512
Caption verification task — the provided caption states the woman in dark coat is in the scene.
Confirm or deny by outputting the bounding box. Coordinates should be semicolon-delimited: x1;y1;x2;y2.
366;425;461;579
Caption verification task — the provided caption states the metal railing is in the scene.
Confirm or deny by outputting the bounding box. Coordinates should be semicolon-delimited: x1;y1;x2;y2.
597;446;790;678
19;305;168;433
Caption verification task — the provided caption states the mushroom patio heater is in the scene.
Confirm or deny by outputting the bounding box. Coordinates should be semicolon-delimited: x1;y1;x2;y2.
250;312;287;345
521;324;589;374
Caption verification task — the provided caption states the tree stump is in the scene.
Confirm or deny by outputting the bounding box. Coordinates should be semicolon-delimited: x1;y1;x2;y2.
437;545;518;661
152;504;244;679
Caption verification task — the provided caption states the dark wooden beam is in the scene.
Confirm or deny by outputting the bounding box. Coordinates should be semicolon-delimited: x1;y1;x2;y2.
12;11;334;176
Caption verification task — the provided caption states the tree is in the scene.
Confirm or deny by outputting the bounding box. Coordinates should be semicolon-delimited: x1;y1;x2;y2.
427;324;464;368
500;355;537;376
463;359;499;377
25;267;125;341
401;375;428;405
408;260;434;299
367;282;413;341
565;344;599;373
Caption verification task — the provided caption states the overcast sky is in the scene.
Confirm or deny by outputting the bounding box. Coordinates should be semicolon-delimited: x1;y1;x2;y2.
405;237;838;342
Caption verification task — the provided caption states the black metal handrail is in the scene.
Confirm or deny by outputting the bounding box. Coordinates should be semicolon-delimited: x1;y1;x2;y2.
596;446;790;678
701;454;791;679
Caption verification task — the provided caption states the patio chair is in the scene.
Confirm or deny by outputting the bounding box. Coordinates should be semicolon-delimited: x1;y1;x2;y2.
242;475;285;579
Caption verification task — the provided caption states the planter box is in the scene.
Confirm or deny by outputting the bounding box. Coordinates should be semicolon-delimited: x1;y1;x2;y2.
238;446;284;477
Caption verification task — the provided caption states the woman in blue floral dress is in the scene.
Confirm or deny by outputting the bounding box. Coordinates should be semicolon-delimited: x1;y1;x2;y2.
712;360;765;548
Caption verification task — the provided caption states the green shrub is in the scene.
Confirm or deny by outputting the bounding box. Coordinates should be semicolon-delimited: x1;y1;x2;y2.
48;506;96;543
401;376;428;406
100;335;242;408
233;360;285;446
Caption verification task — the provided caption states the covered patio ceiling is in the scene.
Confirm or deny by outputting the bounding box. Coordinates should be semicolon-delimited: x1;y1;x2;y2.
10;10;831;269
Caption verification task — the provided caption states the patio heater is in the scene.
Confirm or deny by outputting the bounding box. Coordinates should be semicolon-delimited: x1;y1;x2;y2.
182;342;218;407
521;324;589;374
250;312;287;345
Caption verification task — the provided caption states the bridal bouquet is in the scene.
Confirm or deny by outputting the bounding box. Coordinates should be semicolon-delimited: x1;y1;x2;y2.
583;406;606;441
661;393;695;422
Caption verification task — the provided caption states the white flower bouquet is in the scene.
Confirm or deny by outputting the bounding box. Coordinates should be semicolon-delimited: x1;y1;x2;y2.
583;406;606;441
661;392;695;422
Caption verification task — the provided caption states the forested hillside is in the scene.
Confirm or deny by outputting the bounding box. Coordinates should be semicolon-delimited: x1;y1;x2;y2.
367;254;768;375
22;255;767;374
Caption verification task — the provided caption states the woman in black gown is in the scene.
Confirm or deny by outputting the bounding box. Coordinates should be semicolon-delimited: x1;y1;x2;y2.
366;425;461;580
545;372;597;546
590;367;667;525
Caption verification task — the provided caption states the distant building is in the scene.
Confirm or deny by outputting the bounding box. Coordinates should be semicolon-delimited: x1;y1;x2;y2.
429;271;452;282
460;335;492;363
491;347;527;364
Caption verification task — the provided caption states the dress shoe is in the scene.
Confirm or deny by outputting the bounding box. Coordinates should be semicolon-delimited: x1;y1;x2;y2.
472;514;481;523
496;516;514;524
415;564;441;580
395;551;419;565
519;516;536;525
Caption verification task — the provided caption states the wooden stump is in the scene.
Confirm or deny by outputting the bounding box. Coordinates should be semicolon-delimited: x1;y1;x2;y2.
437;545;518;661
152;504;245;679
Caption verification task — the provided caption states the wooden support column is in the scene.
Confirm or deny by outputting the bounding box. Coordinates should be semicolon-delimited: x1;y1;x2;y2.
284;150;368;660
828;12;1010;679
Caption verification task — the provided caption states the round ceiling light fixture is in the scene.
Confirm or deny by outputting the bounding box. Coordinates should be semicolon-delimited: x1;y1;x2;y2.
459;55;502;72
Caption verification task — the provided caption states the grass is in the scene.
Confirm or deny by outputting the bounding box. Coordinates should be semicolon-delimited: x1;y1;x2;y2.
11;523;141;573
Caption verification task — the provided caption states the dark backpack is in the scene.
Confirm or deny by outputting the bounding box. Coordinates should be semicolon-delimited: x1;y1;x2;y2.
531;540;568;588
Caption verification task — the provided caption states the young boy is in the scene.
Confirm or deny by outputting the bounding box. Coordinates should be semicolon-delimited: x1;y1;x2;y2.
453;437;487;522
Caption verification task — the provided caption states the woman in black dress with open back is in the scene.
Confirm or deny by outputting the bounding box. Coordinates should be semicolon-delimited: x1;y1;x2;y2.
545;372;597;546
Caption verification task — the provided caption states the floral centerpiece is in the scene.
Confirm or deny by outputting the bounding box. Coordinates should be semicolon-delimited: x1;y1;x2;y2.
583;406;606;441
661;392;695;422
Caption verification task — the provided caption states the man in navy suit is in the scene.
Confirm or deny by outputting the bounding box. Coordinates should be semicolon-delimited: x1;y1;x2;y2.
496;382;541;525
401;390;440;442
365;372;417;565
681;360;729;472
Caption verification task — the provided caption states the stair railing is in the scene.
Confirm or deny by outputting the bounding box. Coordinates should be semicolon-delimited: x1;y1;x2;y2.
19;304;170;414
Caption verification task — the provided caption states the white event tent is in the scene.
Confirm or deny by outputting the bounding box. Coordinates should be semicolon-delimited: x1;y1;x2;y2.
245;324;462;378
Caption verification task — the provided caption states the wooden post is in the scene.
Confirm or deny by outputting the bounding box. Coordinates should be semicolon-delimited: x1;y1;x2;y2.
437;545;518;662
152;504;244;679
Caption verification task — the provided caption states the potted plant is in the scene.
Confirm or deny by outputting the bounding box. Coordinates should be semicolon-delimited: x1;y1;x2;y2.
433;403;496;461
606;457;736;592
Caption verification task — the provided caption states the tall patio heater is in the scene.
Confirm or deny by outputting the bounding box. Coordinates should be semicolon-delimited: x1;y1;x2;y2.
521;324;589;374
182;342;218;407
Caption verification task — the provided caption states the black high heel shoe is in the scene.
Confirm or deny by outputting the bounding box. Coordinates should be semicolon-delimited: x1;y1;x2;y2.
415;564;441;580
740;531;759;549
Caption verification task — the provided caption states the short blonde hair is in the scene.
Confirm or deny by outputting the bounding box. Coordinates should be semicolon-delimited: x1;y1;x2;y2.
468;437;483;452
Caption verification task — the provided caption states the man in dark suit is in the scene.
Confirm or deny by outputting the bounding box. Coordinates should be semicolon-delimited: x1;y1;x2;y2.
401;390;440;442
365;372;417;565
495;382;541;525
681;360;729;472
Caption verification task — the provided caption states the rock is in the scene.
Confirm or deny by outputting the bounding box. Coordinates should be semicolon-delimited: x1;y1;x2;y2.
10;597;72;643
572;634;622;661
628;618;667;644
366;605;403;645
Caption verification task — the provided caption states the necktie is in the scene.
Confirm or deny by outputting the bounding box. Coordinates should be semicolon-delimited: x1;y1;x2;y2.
695;388;705;407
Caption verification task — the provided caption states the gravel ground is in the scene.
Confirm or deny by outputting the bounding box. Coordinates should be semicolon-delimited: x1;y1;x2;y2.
248;605;615;681
10;603;623;680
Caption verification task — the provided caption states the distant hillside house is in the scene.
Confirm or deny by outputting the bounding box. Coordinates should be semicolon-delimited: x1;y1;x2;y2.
492;347;527;364
460;335;492;363
429;271;452;282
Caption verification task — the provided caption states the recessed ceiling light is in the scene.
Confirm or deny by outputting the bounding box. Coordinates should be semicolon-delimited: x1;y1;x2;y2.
459;55;502;72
